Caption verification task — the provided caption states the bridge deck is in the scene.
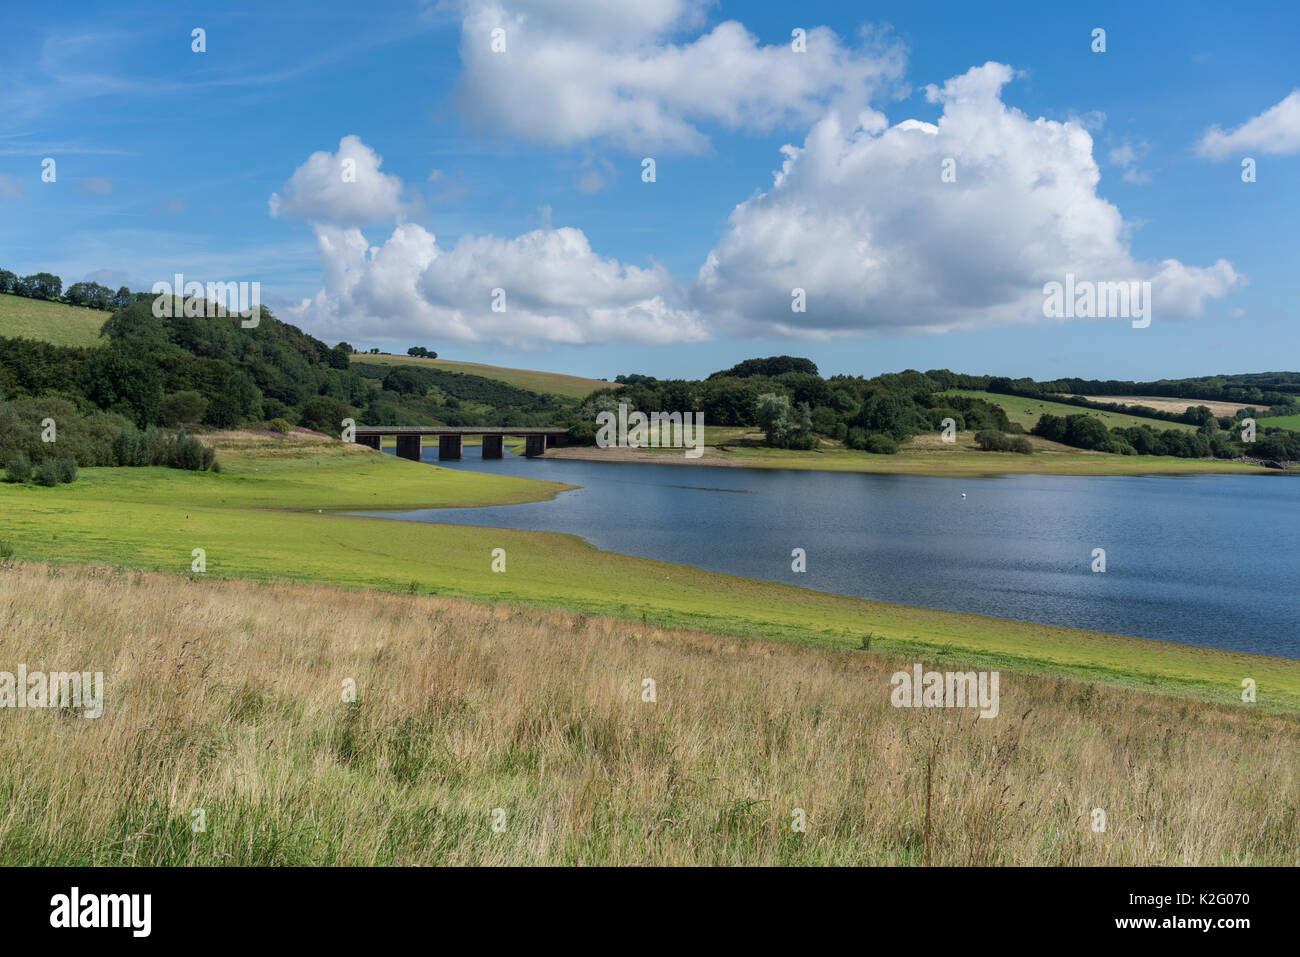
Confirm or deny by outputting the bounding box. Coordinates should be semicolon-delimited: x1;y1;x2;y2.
352;425;568;437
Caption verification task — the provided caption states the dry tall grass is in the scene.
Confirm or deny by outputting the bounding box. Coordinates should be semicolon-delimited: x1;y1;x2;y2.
0;563;1295;865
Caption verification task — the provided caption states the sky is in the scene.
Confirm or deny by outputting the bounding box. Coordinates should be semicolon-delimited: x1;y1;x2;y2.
1;0;1297;383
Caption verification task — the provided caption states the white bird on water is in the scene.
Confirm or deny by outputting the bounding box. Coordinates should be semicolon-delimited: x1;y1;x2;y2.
961;492;967;499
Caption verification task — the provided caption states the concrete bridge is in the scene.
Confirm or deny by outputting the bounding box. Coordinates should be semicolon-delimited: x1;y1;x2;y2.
353;425;569;461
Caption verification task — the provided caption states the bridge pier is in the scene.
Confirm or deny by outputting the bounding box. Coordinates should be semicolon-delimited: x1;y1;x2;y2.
395;434;422;461
356;434;382;450
525;435;546;457
439;435;463;460
481;435;503;459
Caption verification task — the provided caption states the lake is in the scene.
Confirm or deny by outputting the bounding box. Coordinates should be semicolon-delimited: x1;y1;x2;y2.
355;447;1300;658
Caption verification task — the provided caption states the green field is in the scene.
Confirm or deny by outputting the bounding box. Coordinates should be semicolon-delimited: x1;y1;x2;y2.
1;433;1295;711
1258;413;1300;430
0;292;108;347
352;352;613;399
941;390;1198;432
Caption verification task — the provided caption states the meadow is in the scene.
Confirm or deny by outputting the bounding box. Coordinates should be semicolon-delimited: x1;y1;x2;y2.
0;432;1295;710
351;352;614;399
1073;395;1265;417
0;562;1294;865
0;292;108;347
940;390;1199;432
1259;413;1300;431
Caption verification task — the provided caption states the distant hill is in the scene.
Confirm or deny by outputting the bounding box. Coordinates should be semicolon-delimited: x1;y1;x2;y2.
351;352;613;400
942;390;1198;432
0;292;106;348
0;293;611;402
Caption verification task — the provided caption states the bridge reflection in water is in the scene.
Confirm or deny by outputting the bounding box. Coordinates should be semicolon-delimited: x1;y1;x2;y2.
351;426;570;461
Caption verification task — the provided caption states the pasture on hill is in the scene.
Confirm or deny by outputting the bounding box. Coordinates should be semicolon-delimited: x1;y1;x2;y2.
0;292;106;348
941;390;1199;432
352;353;613;400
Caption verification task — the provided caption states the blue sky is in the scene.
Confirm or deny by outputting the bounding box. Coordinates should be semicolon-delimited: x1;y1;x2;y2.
1;0;1296;383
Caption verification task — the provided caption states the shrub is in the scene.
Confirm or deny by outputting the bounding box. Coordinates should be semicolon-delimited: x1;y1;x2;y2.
862;432;898;454
268;418;292;434
168;431;216;471
4;453;31;483
34;459;61;486
0;540;13;560
974;430;1033;454
298;396;353;434
113;424;150;467
53;457;78;483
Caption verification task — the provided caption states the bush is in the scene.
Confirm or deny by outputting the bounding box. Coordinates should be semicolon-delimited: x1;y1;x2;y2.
298;396;353;435
268;418;292;434
4;453;31;483
863;433;899;454
113;424;150;467
0;540;13;560
784;431;819;450
974;430;1033;454
34;459;61;486
53;457;78;483
168;431;216;471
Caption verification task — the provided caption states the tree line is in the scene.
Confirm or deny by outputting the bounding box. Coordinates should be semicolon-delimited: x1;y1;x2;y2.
0;268;152;312
567;360;1300;462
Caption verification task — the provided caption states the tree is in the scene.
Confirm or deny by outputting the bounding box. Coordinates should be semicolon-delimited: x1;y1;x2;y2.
407;346;438;359
1065;415;1111;451
204;392;242;429
298;395;353;434
383;367;426;396
0;269;15;293
85;349;163;428
22;272;62;300
851;393;914;440
161;391;208;426
709;356;819;379
754;392;792;446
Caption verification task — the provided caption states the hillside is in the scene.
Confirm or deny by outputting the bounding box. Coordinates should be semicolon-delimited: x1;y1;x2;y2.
0;292;604;404
0;291;107;348
941;390;1198;432
351;352;612;400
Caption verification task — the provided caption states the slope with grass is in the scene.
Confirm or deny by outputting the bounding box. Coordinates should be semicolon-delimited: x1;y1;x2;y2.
352;352;613;400
1258;413;1300;431
1;563;1294;865
1071;395;1267;417
0;431;1295;711
0;292;106;348
941;390;1198;432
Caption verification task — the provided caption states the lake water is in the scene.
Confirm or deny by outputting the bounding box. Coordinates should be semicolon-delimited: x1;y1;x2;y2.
356;446;1300;658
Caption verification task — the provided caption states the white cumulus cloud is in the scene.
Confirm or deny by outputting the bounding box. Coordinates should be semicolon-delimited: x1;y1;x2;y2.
1197;90;1300;159
452;0;905;152
270;135;409;225
291;221;705;347
693;63;1240;337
